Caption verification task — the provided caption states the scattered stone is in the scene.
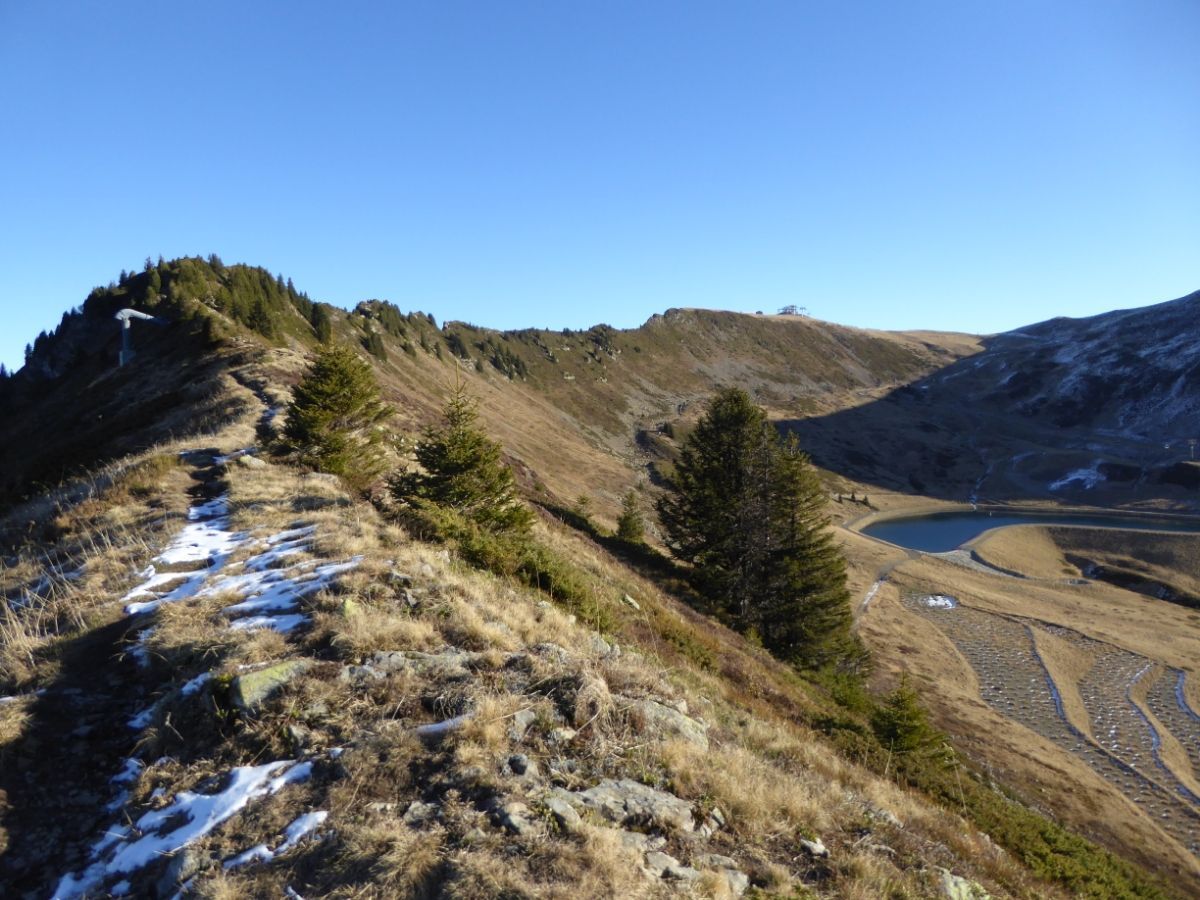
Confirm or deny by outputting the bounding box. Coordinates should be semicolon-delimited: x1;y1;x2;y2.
366;802;400;814
495;800;539;836
154;846;206;898
230;660;310;712
664;863;701;882
402;801;441;827
533;642;570;663
621;593;641;610
589;635;612;656
545;796;582;831
235;454;267;469
617;830;667;852
697;853;737;869
644;850;679;876
547;757;579;777
937;868;991;899
285;724;312;750
388;570;414;587
629;697;709;750
720;868;750;896
508;707;538;742
548;727;577;746
370;648;477;679
419;563;436;578
506;754;535;777
578;779;695;833
800;837;829;858
865;803;903;828
338;663;382;684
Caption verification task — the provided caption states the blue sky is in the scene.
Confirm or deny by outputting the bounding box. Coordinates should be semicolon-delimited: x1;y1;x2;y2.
1;1;1197;371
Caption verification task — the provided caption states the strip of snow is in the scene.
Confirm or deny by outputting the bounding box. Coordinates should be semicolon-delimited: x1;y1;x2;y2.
53;760;313;898
1049;462;1105;492
188;496;230;521
229;613;309;633
214;449;256;465
181;672;211;696
111;758;143;785
154;518;248;567
860;580;883;613
223;810;329;869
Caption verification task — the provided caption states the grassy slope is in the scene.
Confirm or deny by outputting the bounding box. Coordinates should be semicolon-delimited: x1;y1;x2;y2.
0;362;1141;899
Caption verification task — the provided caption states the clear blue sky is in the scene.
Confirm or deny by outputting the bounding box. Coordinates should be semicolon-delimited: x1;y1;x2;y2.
1;1;1197;371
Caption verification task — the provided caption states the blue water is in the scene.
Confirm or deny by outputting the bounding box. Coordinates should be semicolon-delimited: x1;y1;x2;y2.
861;510;1200;553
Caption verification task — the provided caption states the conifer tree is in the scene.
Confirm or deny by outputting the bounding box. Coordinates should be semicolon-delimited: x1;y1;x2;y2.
616;489;645;543
657;388;864;670
310;304;333;343
280;344;391;488
871;675;945;758
392;381;532;535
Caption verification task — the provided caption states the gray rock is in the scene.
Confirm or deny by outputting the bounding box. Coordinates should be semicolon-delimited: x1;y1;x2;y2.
664;864;701;882
621;593;641;610
721;869;750;896
937;868;991;899
618;830;666;852
578;778;695;833
644;850;679;876
495;800;539;837
697;853;737;869
800;837;829;858
865;803;903;828
371;648;477;679
545;796;582;831
388;570;414;587
235;454;267;469
589;635;612;656
419;562;436;578
629;697;709;750
154;846;206;898
230;660;310;711
506;753;535;777
403;800;441;827
533;642;570;663
339;663;382;684
508;707;538;742
548;727;577;745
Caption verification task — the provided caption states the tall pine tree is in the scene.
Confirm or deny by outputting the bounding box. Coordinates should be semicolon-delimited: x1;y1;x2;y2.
657;388;864;671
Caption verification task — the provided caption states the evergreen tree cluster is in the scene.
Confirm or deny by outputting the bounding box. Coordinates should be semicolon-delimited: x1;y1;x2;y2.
657;388;865;671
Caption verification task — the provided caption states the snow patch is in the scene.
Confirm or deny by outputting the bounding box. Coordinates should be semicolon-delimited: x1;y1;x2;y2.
53;760;313;898
920;595;958;609
1049;461;1105;492
224;810;329;869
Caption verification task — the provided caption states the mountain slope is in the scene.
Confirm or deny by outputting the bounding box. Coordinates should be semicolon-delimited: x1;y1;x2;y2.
2;262;1194;897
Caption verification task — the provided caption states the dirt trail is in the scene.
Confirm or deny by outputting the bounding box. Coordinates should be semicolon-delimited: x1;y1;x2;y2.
0;449;228;895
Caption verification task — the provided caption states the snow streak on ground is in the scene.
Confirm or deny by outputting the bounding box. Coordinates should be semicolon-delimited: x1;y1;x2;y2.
54;761;313;898
1049;461;1106;492
53;449;362;897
